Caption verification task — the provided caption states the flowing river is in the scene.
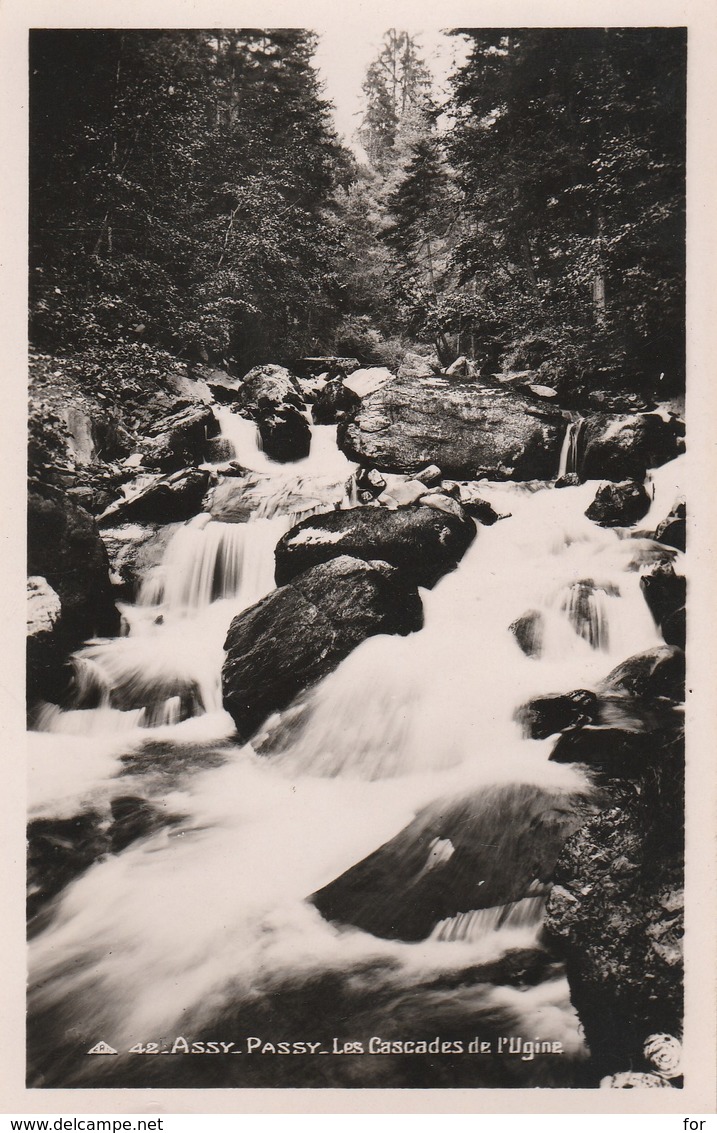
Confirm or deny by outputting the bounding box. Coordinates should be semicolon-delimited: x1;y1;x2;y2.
26;411;685;1089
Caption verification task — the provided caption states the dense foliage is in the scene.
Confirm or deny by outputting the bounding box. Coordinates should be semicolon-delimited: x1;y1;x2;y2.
30;30;352;375
445;28;686;390
30;27;686;397
343;28;686;394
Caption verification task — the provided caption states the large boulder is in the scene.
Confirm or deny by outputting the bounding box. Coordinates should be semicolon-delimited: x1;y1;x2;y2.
549;725;657;777
27;576;62;639
222;555;423;741
97;468;211;526
545;728;684;1081
338;375;566;480
258;409;311;462
274;504;475;590
27;576;66;706
233;363;304;416
599;645;685;704
585;480;651;527
142;404;219;471
312;783;601;942
28;483;120;650
229;364;310;463
640;563;686;649
516;690;599;740
654;499;686;553
311;378;360;425
342;367;393;399
397;351;440;380
579;413;684;482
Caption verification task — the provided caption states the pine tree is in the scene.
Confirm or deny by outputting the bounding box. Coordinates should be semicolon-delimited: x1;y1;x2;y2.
29;29;353;375
357;30;432;174
446;28;686;388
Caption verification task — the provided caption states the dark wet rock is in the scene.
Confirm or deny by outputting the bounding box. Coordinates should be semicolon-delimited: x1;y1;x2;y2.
555;473;581;489
517;690;599;740
545;727;684;1080
640;563;686;649
274;505;475;590
425;948;563;991
97;468;211;526
222;556;423;742
654;498;686;553
27;811;107;919
585;480;651;527
107;795;180;854
549;726;656;776
312;783;601;942
339;375;566;481
79;656;204;718
463;498;506;525
258;408;311;463
311;377;360;425
600;646;685;704
142;404;218;471
580;413;684;482
355;467;387;497
659;607;686;651
510;610;545;658
586;390;653;413
28;483;120;670
440;481;509;524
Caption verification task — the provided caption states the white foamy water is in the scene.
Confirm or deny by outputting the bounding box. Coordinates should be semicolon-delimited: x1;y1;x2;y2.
27;419;683;1086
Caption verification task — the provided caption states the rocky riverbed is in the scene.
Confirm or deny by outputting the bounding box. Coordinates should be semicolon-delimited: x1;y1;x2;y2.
26;349;686;1089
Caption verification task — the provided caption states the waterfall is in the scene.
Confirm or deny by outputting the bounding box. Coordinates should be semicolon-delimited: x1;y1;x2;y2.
557;417;585;479
213;405;355;482
26;417;681;1089
431;896;546;943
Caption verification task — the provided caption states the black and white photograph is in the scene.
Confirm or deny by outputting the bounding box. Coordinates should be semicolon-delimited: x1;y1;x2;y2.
4;0;716;1115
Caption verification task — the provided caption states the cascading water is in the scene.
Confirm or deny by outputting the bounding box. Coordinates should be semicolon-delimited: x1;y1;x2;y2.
557;416;585;479
26;416;685;1089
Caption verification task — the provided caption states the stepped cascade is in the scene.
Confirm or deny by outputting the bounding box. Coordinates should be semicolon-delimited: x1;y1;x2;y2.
27;402;685;1090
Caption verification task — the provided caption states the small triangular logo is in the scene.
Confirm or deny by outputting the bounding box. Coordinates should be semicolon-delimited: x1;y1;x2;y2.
86;1041;119;1055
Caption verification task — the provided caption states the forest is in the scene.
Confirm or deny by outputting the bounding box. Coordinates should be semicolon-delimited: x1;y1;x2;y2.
30;28;685;406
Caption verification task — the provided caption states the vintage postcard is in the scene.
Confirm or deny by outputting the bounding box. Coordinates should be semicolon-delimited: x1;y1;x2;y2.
2;0;716;1118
